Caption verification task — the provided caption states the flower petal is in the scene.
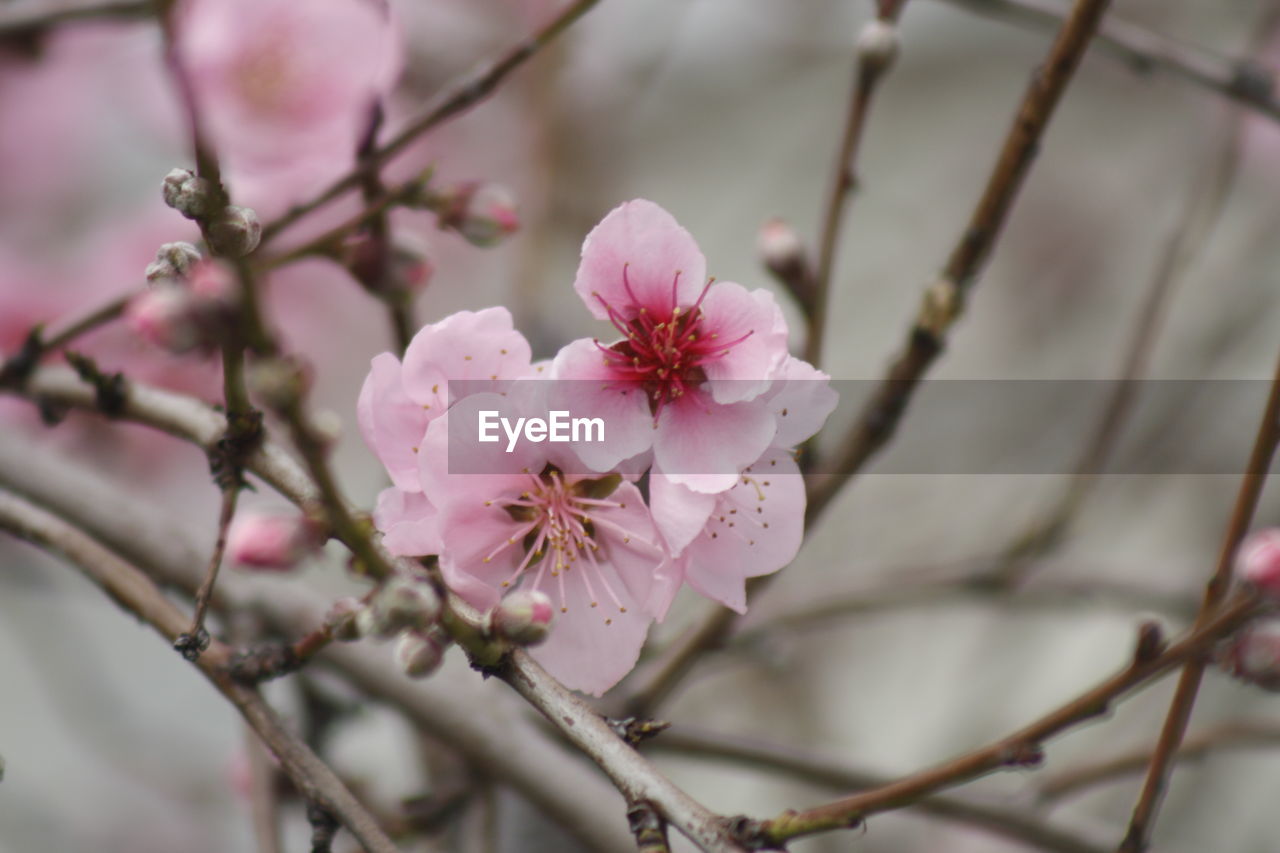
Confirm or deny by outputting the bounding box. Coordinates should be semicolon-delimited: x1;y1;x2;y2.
373;487;441;556
653;391;776;493
402;307;533;407
764;356;839;448
574;200;706;321
357;352;428;492
550;338;655;473
699;282;789;403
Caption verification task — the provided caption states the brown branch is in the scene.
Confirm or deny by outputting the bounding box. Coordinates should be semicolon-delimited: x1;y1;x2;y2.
260;0;602;245
1039;721;1280;803
42;295;131;353
0;0;155;40
620;0;1112;719
804;1;907;366
0;490;403;853
731;593;1260;847
937;0;1280;122
175;484;239;660
1116;353;1280;851
649;726;1108;853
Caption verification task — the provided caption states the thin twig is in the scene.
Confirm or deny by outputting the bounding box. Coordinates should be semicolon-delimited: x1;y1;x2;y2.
729;594;1260;847
176;485;239;660
1039;721;1280;803
260;0;602;245
1116;352;1280;851
41;295;131;353
621;0;1112;719
0;491;403;853
805;0;908;366
649;726;1108;853
937;0;1280;122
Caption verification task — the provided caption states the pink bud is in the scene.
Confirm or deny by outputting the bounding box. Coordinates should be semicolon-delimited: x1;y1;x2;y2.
226;513;323;571
395;629;449;679
1217;619;1280;691
488;589;554;646
431;182;519;247
757;218;806;278
1237;529;1280;596
126;287;202;353
187;259;237;301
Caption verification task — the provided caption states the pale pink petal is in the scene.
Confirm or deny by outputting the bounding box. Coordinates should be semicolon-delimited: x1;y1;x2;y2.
680;448;805;612
357;352;428;492
698;283;789;403
583;482;666;609
653;392;776;493
574;200;706;321
373;488;441;556
527;571;650;696
416;396;542;501
402;307;534;406
436;488;536;611
549;338;655;473
649;473;716;556
645;558;684;623
764;357;839;448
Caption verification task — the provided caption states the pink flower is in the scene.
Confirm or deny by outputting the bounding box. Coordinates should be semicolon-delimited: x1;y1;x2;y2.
176;0;403;205
357;307;534;555
552;200;790;492
415;393;666;695
227;512;323;571
647;357;835;616
1217;619;1280;691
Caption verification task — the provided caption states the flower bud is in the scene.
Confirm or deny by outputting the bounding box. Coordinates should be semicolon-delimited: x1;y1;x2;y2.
226;512;324;571
324;596;363;641
145;241;203;283
363;577;440;639
390;235;434;292
488;589;554;646
758;218;808;282
1217;619;1280;691
430;182;520;247
856;19;899;73
126;287;203;353
1237;529;1280;597
207;205;262;257
395;629;449;678
162;168;216;220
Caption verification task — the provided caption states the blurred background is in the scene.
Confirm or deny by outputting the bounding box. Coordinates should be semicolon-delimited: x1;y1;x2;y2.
2;0;1280;850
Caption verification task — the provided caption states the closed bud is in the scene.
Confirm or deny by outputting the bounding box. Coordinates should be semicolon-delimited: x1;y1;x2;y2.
856;19;899;73
429;182;519;247
208;205;262;257
488;589;554;646
145;241;203;283
390;234;434;292
162;168;216;220
1217;619;1280;691
226;512;324;571
758;218;807;280
396;629;449;678
324;597;363;641
1237;529;1280;598
364;577;440;639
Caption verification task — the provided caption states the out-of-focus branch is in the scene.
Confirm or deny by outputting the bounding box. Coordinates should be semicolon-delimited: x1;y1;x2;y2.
937;0;1280;122
0;431;633;852
620;0;1113;720
805;0;908;366
1039;720;1280;803
261;0;603;245
1117;349;1280;851
0;490;402;853
0;369;743;851
727;595;1261;848
649;726;1109;853
0;0;154;40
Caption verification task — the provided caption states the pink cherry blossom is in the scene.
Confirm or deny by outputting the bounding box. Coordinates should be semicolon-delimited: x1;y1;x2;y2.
649;447;805;617
356;305;535;489
176;0;403;207
1237;528;1280;598
413;393;666;695
552;199;790;492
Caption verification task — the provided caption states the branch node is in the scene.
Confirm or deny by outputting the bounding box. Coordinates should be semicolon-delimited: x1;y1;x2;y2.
64;350;127;417
173;628;211;662
608;716;671;747
229;642;304;685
